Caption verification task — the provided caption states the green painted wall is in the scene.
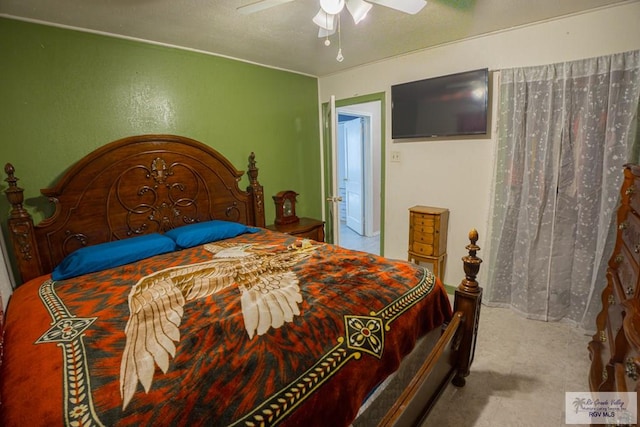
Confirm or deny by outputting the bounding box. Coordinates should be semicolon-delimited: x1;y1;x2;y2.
0;18;321;232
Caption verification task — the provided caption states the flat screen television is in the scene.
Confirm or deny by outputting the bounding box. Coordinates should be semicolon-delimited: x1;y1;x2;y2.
391;68;489;139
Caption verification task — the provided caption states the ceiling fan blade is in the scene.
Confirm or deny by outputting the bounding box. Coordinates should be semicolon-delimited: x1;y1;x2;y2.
313;9;337;31
346;0;373;25
367;0;426;14
237;0;296;15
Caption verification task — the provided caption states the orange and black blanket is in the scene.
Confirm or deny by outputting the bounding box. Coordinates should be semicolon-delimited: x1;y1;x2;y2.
0;229;451;426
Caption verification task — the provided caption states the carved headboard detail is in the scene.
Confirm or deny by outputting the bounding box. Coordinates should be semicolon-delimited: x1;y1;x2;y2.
4;134;265;284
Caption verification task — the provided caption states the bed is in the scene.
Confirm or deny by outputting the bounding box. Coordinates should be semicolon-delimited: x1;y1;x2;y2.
0;134;483;426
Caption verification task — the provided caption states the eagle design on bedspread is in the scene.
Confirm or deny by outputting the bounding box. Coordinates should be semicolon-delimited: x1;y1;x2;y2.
120;242;315;409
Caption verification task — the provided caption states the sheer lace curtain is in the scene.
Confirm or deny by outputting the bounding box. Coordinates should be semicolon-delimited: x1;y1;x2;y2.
485;50;640;331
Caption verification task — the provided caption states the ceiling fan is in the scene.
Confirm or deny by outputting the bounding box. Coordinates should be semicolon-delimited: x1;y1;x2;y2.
238;0;427;62
238;0;427;35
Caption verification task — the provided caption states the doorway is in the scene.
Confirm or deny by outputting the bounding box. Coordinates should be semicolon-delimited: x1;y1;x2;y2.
335;98;383;255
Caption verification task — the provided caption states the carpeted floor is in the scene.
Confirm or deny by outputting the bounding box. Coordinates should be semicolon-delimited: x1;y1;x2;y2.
423;304;593;426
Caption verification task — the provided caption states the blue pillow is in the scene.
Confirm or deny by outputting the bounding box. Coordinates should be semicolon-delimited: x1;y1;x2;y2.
165;220;259;249
52;233;177;280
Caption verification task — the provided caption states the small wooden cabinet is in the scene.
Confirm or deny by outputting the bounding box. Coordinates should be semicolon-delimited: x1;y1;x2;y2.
408;206;449;279
588;164;640;408
266;217;325;242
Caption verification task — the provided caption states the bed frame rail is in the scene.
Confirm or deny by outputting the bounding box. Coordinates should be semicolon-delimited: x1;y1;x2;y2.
380;229;483;426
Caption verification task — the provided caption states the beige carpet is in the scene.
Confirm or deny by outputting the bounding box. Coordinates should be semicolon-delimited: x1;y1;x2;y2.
424;304;593;427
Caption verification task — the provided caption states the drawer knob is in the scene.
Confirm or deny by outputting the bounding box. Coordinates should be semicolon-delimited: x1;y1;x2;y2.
619;221;628;230
608;294;616;305
627;286;635;296
635;244;640;254
626;185;636;196
625;357;638;381
599;330;607;342
615;254;624;264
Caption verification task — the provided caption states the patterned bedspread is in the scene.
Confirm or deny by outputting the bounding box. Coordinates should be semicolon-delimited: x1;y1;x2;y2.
0;229;451;426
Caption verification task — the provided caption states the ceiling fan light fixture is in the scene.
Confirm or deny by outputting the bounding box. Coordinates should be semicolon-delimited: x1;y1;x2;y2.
346;0;372;25
319;0;345;15
239;0;429;62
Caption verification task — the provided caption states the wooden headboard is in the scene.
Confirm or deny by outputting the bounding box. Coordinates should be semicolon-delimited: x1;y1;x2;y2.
4;134;265;285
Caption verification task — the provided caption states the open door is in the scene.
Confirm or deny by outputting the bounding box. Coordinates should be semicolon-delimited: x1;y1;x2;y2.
322;93;384;254
342;117;365;235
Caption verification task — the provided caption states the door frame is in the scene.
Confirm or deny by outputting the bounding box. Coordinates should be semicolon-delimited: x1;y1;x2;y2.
321;92;386;254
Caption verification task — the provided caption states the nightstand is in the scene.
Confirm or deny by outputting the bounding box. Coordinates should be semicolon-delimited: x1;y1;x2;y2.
408;206;449;279
266;217;325;242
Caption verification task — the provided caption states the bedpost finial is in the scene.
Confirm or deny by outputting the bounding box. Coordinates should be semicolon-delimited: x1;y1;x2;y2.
469;228;478;245
466;228;480;257
247;152;258;183
459;228;482;293
4;163;27;215
5;163;17;186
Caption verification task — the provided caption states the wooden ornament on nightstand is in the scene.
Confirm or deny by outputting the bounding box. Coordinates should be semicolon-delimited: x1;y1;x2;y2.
273;190;299;225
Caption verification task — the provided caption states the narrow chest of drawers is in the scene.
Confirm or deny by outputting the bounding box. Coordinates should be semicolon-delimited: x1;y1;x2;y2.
408;206;449;279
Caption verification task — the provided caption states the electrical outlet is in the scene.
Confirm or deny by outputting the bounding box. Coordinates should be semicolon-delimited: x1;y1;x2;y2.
391;151;401;162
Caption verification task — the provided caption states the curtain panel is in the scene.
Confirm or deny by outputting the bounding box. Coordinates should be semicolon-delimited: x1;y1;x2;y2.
485;50;640;331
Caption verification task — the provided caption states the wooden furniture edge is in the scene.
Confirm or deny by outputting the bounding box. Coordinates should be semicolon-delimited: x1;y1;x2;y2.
588;163;640;403
379;229;483;426
266;217;325;242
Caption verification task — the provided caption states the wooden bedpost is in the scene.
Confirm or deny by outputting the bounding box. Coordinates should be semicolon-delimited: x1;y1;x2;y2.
4;163;43;284
451;228;483;387
246;152;265;228
378;229;484;426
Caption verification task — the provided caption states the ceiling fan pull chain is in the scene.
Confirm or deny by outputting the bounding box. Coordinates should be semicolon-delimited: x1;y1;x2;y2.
336;14;344;62
324;12;331;46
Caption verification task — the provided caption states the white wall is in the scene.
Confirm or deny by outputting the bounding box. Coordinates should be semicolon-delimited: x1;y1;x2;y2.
318;2;640;286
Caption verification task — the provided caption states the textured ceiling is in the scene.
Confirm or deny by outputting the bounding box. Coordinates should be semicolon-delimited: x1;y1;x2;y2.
0;0;632;76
